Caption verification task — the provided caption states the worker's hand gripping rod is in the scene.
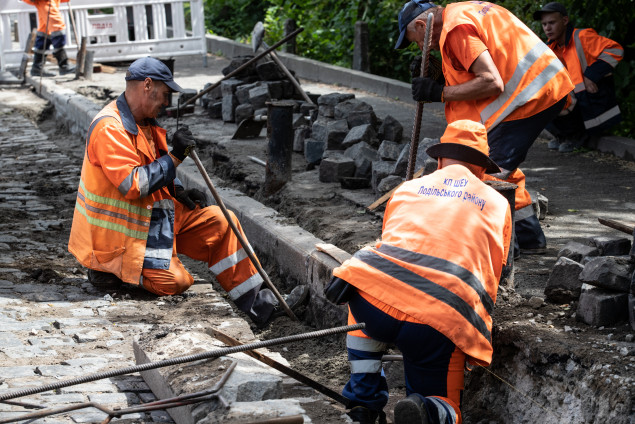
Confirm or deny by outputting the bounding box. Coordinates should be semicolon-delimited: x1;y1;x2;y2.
405;12;434;181
189;149;297;321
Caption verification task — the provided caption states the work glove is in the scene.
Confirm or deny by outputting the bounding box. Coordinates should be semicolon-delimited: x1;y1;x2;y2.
410;55;444;84
169;126;197;161
412;77;444;103
174;186;208;210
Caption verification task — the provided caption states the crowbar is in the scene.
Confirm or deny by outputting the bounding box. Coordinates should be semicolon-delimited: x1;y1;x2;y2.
189;149;297;321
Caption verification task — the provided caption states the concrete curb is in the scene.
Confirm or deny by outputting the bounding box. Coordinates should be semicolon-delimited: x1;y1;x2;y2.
206;34;635;163
28;73;349;328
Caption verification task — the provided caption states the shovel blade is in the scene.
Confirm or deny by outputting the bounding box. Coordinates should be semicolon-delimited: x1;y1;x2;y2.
232;117;266;139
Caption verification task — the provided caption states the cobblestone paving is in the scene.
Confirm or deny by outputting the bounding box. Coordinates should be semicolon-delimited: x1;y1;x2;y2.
0;94;188;423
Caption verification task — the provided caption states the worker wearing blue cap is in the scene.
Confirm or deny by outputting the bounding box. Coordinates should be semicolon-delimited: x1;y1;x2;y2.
69;57;308;326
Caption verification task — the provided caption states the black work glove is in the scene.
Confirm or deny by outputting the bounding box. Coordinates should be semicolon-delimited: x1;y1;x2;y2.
412;77;444;103
174;187;208;210
169;126;197;161
410;55;445;84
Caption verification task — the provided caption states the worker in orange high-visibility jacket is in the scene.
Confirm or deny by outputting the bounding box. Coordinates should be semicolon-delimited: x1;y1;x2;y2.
21;0;75;76
534;2;623;153
332;120;512;424
396;0;574;257
68;57;307;326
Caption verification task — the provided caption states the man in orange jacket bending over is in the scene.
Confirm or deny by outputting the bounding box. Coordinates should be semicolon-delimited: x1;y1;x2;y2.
396;0;573;257
333;120;512;424
68;57;307;326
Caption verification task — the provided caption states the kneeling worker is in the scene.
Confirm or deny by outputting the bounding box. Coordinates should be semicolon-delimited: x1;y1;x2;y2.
68;57;307;326
332;120;512;424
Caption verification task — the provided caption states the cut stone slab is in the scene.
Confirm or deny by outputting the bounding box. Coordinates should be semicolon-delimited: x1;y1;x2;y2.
221;95;237;123
235;82;259;105
341;124;376;149
304;138;325;166
324;119;349;150
586;236;632;256
378;140;403;161
234;104;254;125
319;151;356;183
576;284;629;327
578;256;632;293
317;92;355;106
217;399;308;423
293;126;311;153
377;175;403;195
371;161;395;193
377;115;403;143
344;141;379;179
248;85;271;110
134;324;289;424
393;138;438;177
220;79;244;97
629;294;635;331
557;241;600;263
544;257;584;303
256;61;285;81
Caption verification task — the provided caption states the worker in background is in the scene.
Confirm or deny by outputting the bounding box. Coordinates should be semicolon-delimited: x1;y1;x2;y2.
534;2;623;153
332;120;512;424
68;57;308;327
22;0;75;77
397;0;574;257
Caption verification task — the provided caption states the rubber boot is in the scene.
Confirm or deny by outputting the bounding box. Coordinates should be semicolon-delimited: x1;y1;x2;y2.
53;49;75;75
515;214;547;255
31;53;56;77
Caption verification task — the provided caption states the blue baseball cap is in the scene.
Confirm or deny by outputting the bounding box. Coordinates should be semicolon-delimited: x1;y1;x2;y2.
125;56;183;92
395;0;437;50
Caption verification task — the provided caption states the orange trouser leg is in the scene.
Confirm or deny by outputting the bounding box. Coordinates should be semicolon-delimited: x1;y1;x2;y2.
173;203;264;302
141;255;194;296
483;168;532;210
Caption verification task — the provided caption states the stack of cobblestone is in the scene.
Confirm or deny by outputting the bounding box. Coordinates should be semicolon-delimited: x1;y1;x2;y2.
295;92;440;195
544;234;635;328
200;55;310;124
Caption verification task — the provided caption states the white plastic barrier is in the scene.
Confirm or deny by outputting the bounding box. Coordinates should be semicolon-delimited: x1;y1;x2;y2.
0;0;207;71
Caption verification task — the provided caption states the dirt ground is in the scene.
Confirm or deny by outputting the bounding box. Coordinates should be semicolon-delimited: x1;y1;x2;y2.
3;77;634;423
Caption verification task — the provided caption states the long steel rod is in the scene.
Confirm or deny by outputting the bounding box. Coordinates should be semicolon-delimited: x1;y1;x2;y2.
0;323;363;401
405;12;434;181
181;27;304;108
213;328;351;407
190;149;296;320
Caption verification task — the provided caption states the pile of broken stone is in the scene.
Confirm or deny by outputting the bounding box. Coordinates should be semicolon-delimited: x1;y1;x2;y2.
544;233;635;330
199;55;440;196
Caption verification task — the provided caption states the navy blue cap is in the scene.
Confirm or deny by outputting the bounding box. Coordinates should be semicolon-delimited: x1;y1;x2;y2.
395;0;436;50
125;57;183;92
533;2;568;20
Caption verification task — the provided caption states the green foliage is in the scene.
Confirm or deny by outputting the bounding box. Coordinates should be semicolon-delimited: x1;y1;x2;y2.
203;0;268;42
204;0;634;137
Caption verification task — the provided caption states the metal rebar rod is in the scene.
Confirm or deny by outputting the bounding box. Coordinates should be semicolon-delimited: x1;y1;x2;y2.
0;323;364;402
181;27;304;108
405;12;434;181
190;149;296;320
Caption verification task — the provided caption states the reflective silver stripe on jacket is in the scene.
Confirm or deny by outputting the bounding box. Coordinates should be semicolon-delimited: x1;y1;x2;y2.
584;104;621;129
377;243;495;315
514;204;535;221
118;167;150;197
227;273;264;301
77;191;150;227
210;248;248;275
347;334;387;353
574;30;588;72
598;50;622;67
349;359;382;374
482;42;564;130
355;249;492;343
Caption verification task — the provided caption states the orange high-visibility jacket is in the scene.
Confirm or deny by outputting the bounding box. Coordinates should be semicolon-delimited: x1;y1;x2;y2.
68;94;178;285
23;0;69;35
548;27;623;130
440;2;573;131
334;165;512;365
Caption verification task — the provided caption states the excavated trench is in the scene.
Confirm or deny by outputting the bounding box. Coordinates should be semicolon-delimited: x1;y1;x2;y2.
25;82;634;423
